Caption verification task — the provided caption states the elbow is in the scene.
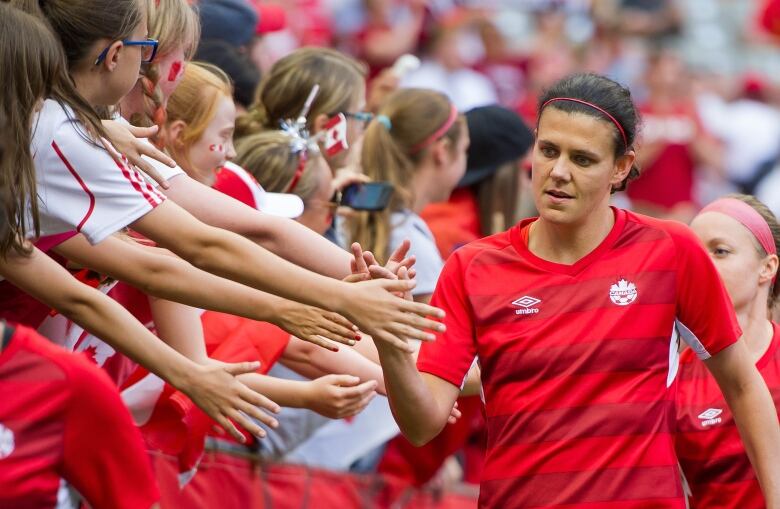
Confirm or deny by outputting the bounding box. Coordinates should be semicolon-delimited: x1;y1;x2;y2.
403;428;439;447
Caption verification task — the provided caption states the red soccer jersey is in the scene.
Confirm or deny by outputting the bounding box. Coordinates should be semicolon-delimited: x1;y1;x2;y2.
0;323;159;509
675;321;780;509
416;208;741;509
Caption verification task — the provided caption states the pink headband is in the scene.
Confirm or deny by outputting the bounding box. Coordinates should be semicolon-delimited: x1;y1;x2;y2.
701;198;777;259
410;104;459;154
541;97;628;149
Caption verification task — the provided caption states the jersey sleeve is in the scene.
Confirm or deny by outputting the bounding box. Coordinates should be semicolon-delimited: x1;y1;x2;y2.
416;248;477;388
35;108;165;245
61;354;160;509
671;222;741;359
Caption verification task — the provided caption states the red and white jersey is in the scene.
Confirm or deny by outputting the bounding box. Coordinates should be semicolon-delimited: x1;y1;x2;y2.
212;162;304;218
31;99;164;244
0;323;159;509
417;208;741;509
675;322;780;509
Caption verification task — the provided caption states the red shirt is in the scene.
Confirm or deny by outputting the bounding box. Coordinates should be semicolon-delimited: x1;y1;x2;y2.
0;323;158;509
627;103;704;210
675;322;780;509
416;208;741;509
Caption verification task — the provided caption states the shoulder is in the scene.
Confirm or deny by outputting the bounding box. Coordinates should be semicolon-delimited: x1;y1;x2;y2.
10;325;79;382
621;209;701;250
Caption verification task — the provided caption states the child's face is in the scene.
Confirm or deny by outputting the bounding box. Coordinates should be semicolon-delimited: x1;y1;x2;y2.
105;18;149;106
187;95;236;186
298;158;337;235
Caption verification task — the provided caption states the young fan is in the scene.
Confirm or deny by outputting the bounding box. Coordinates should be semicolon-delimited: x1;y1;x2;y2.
352;88;469;303
119;0;396;283
14;0;440;356
372;73;780;508
236;46;369;172
676;194;780;509
0;3;288;441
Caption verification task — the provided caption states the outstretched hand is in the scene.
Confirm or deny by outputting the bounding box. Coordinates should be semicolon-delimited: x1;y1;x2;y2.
305;374;377;419
100;120;176;189
275;300;359;352
181;361;280;442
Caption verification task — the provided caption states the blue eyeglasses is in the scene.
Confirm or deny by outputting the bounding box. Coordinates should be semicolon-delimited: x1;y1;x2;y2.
94;38;159;65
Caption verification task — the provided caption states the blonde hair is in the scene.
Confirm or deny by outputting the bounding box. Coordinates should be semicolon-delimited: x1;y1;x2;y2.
351;88;463;263
234;132;321;201
131;0;200;133
164;62;232;170
723;194;780;310
236;47;366;138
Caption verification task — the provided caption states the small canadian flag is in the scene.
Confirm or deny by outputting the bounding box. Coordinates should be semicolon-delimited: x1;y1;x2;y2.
324;113;349;156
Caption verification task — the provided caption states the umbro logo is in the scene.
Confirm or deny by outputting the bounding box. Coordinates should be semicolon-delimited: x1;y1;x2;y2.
698;408;723;427
512;296;540;315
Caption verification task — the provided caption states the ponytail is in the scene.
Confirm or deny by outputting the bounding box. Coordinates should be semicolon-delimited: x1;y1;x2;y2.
350;88;463;263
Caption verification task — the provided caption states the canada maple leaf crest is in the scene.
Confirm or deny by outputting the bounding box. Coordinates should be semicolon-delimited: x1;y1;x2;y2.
609;278;638;306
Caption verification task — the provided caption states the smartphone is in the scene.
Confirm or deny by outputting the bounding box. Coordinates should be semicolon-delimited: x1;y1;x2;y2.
340;182;394;211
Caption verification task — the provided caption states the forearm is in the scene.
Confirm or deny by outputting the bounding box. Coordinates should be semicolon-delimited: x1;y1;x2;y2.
282;337;386;394
148;297;209;364
0;248;195;387
163;173;352;278
57;234;319;325
181;227;350;310
374;341;451;445
723;373;780;507
238;373;311;409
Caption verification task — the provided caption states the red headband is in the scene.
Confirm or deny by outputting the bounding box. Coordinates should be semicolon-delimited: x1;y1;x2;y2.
286;150;308;193
700;198;777;258
542;97;628;149
410;104;459;154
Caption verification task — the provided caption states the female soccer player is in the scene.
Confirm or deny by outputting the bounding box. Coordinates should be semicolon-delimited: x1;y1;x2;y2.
676;194;780;508
374;73;780;508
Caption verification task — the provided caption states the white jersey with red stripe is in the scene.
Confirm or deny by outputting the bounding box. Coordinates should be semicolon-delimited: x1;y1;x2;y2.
113;114;186;185
31;99;165;244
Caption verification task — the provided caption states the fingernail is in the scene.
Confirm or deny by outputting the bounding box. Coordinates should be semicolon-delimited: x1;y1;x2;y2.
348;340;356;346
426;333;436;341
239;435;247;443
354;334;362;341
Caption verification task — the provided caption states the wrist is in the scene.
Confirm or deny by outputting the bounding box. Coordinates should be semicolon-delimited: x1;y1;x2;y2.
164;356;200;392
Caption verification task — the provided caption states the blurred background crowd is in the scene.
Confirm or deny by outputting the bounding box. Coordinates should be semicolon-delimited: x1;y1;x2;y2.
198;0;780;229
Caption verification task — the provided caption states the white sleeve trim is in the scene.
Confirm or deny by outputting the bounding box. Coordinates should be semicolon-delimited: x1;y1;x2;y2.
676;319;712;360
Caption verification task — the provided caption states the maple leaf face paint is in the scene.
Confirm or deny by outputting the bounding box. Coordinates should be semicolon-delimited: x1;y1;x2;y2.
168;60;183;82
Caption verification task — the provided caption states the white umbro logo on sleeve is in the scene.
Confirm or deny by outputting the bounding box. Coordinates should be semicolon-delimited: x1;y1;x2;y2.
512;296;541;315
698;408;723;427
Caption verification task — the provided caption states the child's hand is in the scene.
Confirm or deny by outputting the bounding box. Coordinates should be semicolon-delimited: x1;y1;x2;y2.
179;361;280;442
274;300;360;352
100;120;176;189
304;374;377;419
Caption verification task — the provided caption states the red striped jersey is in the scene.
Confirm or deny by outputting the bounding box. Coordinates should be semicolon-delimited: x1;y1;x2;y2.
0;323;158;509
675;321;780;509
31;99;164;244
417;208;741;509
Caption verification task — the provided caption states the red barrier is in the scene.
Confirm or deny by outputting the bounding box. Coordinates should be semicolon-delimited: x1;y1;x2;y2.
151;451;479;509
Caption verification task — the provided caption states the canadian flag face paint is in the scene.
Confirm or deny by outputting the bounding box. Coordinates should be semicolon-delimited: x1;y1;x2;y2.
324;113;349;157
168;60;183;82
208;144;224;152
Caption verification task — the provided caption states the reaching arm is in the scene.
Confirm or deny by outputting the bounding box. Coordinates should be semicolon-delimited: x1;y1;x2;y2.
706;341;780;508
54;233;356;349
130;200;446;352
161;173;353;278
375;339;461;446
239;372;377;419
0;245;276;441
281;335;386;394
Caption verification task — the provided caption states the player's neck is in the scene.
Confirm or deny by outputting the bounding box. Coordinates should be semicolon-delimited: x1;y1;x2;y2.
736;298;774;364
530;206;615;265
